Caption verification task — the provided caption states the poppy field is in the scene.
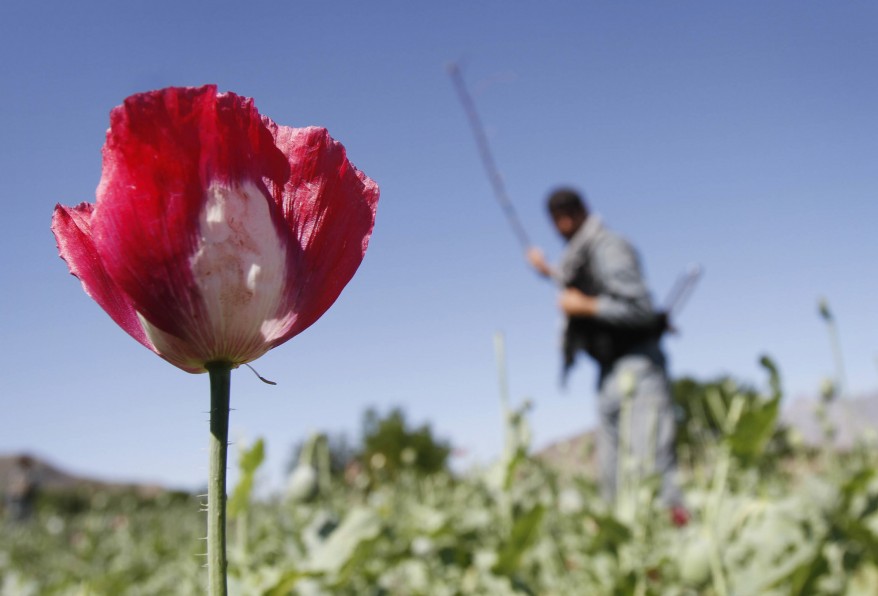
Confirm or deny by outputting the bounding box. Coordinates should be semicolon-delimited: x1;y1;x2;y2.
4;354;878;596
24;83;878;596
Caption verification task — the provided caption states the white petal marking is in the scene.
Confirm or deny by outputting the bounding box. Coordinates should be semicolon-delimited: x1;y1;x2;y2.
139;180;291;368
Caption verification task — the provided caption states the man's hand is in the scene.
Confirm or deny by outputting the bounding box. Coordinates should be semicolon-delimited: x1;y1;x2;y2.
558;287;598;317
526;247;553;278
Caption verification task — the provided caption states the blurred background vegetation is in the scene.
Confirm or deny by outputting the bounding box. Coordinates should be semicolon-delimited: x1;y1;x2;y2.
7;344;878;594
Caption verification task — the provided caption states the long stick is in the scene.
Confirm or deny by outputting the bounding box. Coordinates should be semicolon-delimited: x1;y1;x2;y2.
448;62;531;250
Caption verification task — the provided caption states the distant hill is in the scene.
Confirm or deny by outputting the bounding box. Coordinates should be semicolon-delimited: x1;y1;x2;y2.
535;430;597;478
535;391;878;474
781;391;878;449
0;453;167;498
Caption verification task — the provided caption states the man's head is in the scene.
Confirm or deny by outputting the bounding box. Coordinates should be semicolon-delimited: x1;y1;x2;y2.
547;188;588;240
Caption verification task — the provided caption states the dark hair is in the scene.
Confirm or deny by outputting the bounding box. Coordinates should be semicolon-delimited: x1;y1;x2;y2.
547;188;588;218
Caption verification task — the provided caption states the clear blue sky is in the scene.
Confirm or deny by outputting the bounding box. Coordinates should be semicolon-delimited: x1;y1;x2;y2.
1;1;876;491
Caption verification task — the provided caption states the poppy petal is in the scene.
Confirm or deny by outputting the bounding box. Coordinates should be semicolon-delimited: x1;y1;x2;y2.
264;124;380;344
90;86;291;370
135;179;292;371
51;202;156;354
54;86;379;374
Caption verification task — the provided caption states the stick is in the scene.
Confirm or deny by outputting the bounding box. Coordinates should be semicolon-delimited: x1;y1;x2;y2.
447;62;531;250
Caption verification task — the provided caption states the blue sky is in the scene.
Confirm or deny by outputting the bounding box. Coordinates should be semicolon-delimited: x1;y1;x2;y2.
1;1;876;491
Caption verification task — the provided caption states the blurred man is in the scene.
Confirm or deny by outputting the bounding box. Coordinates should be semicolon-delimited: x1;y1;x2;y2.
527;188;685;520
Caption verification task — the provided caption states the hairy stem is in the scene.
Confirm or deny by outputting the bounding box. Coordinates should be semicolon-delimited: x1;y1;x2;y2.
207;363;232;596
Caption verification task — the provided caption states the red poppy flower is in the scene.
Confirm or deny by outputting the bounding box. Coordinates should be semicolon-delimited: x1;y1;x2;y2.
52;85;379;373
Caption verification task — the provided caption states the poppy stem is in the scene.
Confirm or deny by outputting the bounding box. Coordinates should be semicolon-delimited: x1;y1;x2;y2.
207;362;232;596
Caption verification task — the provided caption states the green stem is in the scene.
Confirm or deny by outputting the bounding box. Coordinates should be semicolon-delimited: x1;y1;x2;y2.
616;389;634;520
703;394;743;596
826;318;847;399
207;363;232;596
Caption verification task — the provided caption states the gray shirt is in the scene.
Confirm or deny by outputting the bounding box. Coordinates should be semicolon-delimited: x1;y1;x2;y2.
557;215;663;376
559;215;657;328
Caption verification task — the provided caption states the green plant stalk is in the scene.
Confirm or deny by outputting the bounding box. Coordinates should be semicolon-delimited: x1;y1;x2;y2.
207;363;232;596
824;313;857;467
299;432;317;466
705;443;731;596
615;389;637;523
825;316;847;400
707;394;745;517
318;436;332;494
639;400;659;564
703;394;744;596
706;388;728;433
236;508;248;561
819;407;840;476
707;534;729;596
493;331;517;519
628;400;659;595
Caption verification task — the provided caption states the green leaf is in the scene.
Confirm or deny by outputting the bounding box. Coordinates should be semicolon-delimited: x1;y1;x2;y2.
840;468;875;508
307;507;383;577
263;570;306;596
727;398;779;462
784;547;829;595
228;438;265;518
759;355;782;401
726;356;783;463
493;504;546;576
587;511;632;556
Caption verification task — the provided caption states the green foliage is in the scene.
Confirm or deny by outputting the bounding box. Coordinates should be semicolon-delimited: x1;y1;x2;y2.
7;359;878;594
228;438;265;518
726;356;782;465
34;487;93;516
359;407;452;479
34;486;190;517
672;376;759;448
672;360;793;473
1;494;204;594
288;431;356;478
492;503;545;577
8;425;878;594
